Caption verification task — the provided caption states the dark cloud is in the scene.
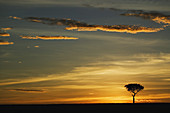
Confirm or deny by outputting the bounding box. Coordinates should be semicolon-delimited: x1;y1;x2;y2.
10;16;164;34
8;88;45;93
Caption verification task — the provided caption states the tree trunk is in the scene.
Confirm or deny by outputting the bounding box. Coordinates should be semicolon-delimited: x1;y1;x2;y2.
133;96;135;104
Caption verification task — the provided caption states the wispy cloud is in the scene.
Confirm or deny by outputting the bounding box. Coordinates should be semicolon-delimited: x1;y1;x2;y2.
20;35;79;40
0;40;14;45
8;88;45;93
10;16;164;34
0;75;61;86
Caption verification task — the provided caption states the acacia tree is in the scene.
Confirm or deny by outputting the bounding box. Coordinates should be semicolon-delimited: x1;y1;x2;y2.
124;83;144;104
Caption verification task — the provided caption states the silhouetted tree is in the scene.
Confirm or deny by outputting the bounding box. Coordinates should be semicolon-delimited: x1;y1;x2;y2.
124;83;144;104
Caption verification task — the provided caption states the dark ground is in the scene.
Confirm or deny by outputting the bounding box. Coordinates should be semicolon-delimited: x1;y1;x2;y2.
0;103;170;113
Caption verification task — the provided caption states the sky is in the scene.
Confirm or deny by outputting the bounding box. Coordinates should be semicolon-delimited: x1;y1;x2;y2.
0;0;170;104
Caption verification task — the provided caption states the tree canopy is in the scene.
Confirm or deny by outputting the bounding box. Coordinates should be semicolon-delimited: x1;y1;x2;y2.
124;83;144;103
124;83;144;95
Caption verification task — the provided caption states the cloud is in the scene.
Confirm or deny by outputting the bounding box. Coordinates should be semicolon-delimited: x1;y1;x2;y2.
8;88;45;93
34;45;39;48
20;35;79;40
163;79;170;81
137;98;170;103
0;40;14;45
82;4;170;25
1;53;170;87
29;19;42;23
87;53;170;68
65;26;163;34
81;5;170;25
0;27;13;31
10;16;164;34
9;16;22;20
141;94;170;102
121;10;170;25
81;0;170;12
0;74;67;86
0;33;10;36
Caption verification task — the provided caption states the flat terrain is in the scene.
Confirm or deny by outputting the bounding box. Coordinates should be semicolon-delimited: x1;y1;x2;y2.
0;103;169;113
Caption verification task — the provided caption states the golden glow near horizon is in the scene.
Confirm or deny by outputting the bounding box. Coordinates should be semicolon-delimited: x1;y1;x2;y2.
1;53;170;104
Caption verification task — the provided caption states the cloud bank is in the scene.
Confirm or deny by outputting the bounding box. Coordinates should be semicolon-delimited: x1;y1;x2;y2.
10;16;164;34
20;36;78;40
